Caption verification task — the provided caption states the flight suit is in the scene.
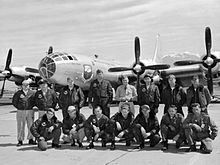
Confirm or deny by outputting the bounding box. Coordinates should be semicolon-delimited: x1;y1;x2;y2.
160;113;185;143
133;114;161;147
138;84;160;115
88;79;113;118
109;112;134;145
186;85;212;114
162;84;186;116
12;89;36;142
62;113;86;144
59;85;85;119
183;113;218;153
30;114;62;146
35;89;58;118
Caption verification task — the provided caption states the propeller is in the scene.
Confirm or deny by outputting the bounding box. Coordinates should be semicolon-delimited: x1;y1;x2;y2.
0;49;13;98
25;67;39;73
108;36;170;102
174;27;219;95
48;46;53;55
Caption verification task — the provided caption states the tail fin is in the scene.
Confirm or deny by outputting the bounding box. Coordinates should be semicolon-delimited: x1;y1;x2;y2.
152;34;160;63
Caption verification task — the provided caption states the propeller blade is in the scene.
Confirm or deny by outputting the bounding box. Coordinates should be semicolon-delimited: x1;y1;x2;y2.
136;73;140;103
0;77;6;98
48;46;53;54
108;67;133;72
143;64;170;70
205;27;212;57
5;49;12;70
25;67;39;73
174;60;203;66
135;37;140;64
214;58;220;63
207;66;213;95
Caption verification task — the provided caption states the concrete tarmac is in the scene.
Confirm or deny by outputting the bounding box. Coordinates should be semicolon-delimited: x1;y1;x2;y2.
0;104;219;165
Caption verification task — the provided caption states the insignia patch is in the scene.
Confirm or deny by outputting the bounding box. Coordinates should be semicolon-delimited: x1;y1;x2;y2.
64;91;68;95
82;64;93;83
20;94;25;98
38;94;42;99
142;88;146;92
92;119;96;123
93;83;97;87
41;122;46;126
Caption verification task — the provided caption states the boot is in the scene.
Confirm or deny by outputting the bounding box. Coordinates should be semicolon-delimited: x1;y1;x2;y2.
77;140;83;148
110;141;115;150
28;139;37;145
86;142;94;149
52;143;61;148
16;141;23;147
71;140;76;147
185;144;197;152
161;141;168;151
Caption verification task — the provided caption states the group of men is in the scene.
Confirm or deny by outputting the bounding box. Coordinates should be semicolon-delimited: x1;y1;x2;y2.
12;69;218;153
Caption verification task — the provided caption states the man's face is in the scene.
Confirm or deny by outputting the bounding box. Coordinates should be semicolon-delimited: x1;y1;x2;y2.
192;106;201;115
22;84;29;91
122;78;129;86
141;108;150;118
94;107;102;117
40;83;48;91
68;109;77;118
191;77;199;87
168;107;177;117
168;77;176;87
97;72;104;80
46;111;54;120
67;78;74;87
144;77;151;85
121;105;129;118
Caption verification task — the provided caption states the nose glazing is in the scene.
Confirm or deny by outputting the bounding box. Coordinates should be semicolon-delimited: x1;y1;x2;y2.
38;56;56;79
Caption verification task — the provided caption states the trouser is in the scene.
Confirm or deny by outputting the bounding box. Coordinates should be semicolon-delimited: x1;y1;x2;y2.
161;125;185;143
84;126;107;142
119;102;135;116
62;128;85;143
133;124;161;147
16;110;34;141
43;128;61;145
93;98;110;118
38;110;46;119
185;127;213;153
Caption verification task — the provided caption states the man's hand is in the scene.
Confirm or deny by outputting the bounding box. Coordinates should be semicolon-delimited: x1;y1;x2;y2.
88;103;93;109
173;134;180;141
117;131;125;138
168;125;176;132
70;128;76;135
116;122;122;131
143;132;151;139
39;136;45;141
93;125;100;134
48;126;54;133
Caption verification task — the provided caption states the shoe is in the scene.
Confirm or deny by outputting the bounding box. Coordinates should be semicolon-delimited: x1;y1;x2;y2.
101;141;106;147
16;141;23;147
62;141;69;144
52;143;61;148
185;145;197;152
28;139;37;145
71;140;76;147
183;140;188;145
176;142;181;149
161;141;168;151
200;142;205;150
125;141;131;146
77;140;83;148
86;142;94;149
138;143;145;149
110;142;115;150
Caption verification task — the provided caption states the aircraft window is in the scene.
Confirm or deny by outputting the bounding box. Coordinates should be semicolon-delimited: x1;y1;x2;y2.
54;57;62;61
52;55;59;58
68;56;73;60
62;56;68;60
71;55;77;61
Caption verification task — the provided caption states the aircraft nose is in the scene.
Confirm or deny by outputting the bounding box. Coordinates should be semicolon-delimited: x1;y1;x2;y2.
38;56;56;79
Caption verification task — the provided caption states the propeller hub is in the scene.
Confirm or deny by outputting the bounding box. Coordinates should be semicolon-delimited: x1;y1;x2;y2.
204;56;214;66
2;70;11;77
133;64;142;73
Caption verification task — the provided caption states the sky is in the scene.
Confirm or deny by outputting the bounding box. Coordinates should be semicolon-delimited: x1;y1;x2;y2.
0;0;220;68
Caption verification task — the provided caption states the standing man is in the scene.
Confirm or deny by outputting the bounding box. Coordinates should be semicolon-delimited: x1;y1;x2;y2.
139;74;160;115
30;108;62;151
59;77;85;119
183;103;218;153
115;75;137;115
88;69;113;118
161;74;186;116
186;75;212;114
35;79;58;118
12;80;36;146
